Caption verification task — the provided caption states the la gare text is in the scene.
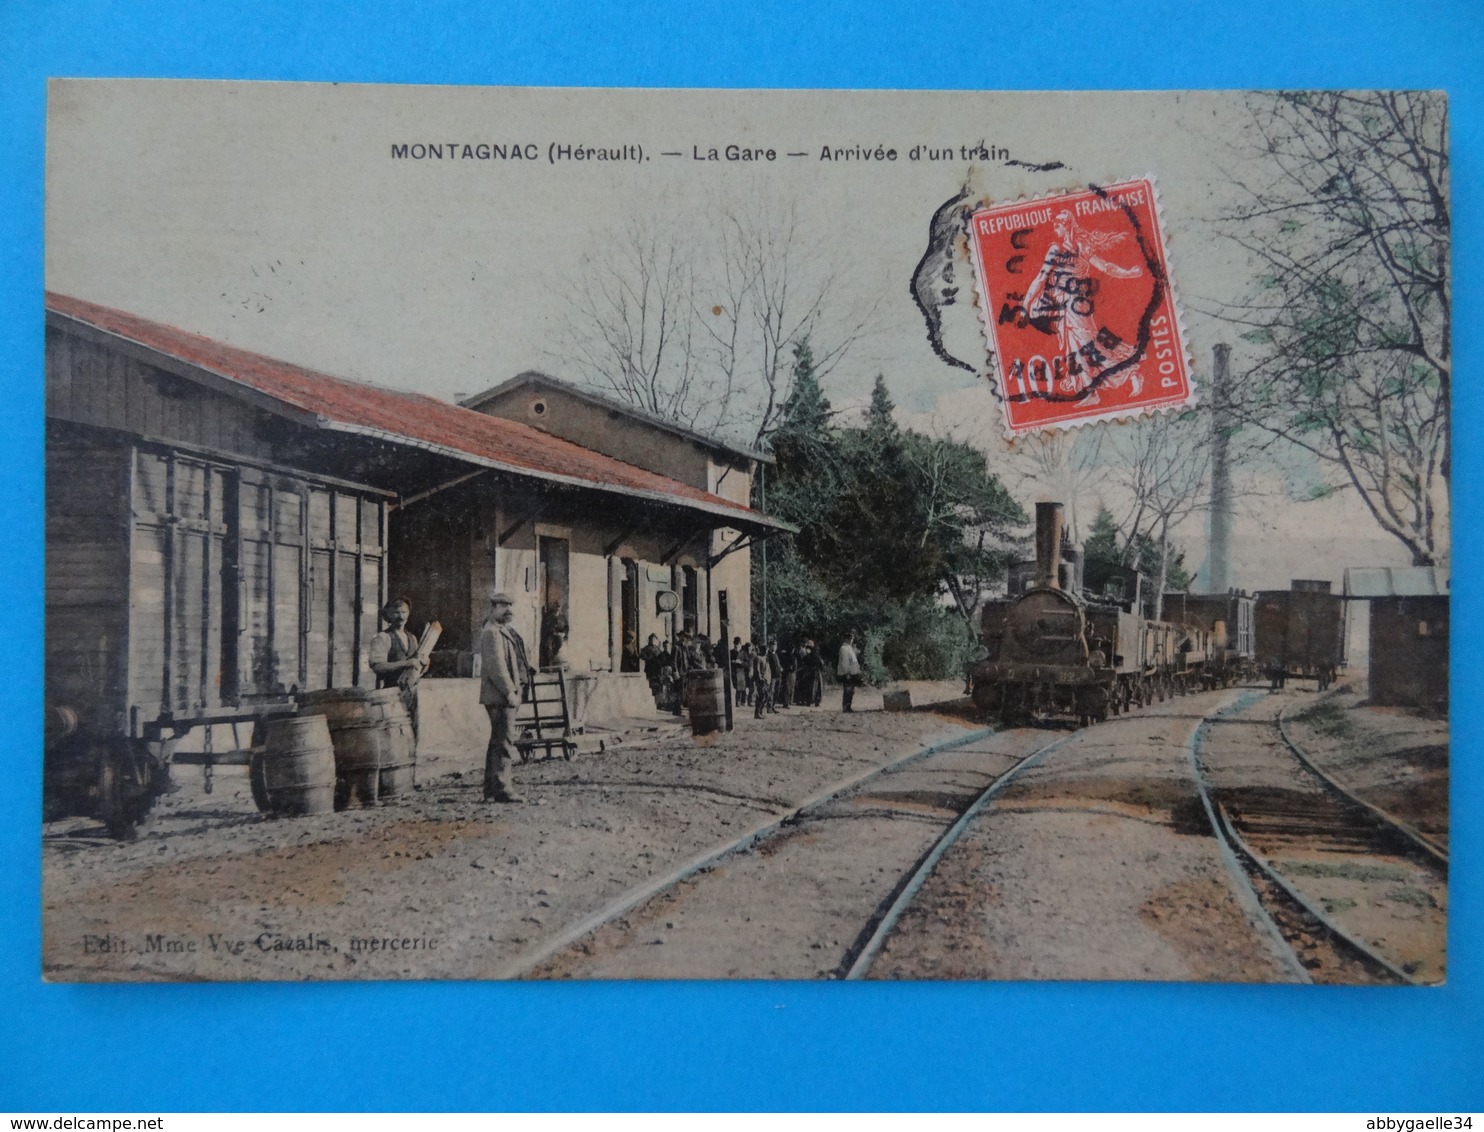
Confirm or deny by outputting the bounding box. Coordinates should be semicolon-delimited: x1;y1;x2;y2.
389;142;917;164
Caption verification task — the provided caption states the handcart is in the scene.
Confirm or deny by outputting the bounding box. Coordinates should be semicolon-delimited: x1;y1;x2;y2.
515;667;578;762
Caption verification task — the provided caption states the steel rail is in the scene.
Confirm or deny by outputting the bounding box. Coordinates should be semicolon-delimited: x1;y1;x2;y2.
492;723;998;979
1184;691;1314;983
1190;692;1415;985
841;729;1078;980
1213;797;1417;985
1275;702;1448;871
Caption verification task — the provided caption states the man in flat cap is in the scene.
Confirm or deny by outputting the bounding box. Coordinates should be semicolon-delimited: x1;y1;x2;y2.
478;590;532;803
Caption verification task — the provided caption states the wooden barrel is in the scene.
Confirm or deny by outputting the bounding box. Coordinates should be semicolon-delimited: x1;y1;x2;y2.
299;687;416;809
250;715;336;817
684;669;727;736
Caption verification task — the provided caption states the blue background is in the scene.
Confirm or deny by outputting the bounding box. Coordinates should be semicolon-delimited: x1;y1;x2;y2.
2;0;1481;1112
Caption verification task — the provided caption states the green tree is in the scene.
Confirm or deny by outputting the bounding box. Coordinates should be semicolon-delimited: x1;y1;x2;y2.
865;373;897;438
1083;507;1121;564
1083;506;1193;595
756;354;1024;678
775;339;832;448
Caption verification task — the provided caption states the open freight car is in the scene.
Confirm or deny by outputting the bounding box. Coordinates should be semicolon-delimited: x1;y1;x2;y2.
46;423;391;834
1161;590;1256;688
1253;580;1346;690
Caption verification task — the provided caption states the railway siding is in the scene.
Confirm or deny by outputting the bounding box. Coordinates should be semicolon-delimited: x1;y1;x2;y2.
1194;689;1447;985
870;690;1302;981
1281;691;1449;854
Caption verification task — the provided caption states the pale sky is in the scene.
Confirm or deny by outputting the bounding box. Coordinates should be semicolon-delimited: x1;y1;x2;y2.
45;81;1437;591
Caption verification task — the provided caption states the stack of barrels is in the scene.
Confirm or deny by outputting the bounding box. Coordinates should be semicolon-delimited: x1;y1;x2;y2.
250;687;417;817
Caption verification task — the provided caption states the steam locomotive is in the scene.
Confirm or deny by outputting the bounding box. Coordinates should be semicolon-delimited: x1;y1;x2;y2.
971;502;1259;726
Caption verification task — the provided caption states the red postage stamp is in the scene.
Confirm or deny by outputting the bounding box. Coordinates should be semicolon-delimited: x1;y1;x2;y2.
966;177;1194;434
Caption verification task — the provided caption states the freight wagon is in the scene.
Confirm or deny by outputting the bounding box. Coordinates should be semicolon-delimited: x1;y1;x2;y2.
1161;590;1257;688
45;422;391;834
1253;580;1347;690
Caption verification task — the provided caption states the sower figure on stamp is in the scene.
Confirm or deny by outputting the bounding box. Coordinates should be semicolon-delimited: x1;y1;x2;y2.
1022;209;1146;404
478;590;532;803
837;631;862;713
369;598;427;743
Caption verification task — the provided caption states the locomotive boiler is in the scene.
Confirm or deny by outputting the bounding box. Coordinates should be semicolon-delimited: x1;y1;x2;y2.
972;502;1257;726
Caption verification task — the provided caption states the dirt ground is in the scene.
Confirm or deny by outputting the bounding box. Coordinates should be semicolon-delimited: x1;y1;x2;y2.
43;675;1449;985
1284;684;1450;846
528;728;1048;979
42;679;976;981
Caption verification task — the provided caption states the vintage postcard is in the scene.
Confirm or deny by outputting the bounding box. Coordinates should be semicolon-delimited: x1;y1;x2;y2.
43;83;1449;982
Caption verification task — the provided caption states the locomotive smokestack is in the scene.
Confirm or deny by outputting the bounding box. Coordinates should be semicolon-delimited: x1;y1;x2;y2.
1036;502;1065;590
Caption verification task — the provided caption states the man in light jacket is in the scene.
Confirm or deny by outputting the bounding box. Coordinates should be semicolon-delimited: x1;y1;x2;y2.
478;590;532;803
837;631;863;713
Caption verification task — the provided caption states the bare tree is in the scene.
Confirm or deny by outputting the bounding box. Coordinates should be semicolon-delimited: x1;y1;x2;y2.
1010;429;1108;543
1106;409;1211;619
553;196;877;448
1215;90;1449;566
559;218;724;433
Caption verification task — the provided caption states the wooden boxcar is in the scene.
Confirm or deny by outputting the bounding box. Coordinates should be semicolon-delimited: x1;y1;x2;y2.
1253;580;1346;689
46;421;391;831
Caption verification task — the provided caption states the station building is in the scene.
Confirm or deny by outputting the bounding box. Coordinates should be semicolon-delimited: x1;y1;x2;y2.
44;293;788;745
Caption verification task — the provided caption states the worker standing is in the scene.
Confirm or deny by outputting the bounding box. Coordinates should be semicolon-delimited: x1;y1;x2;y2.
752;645;774;718
478;590;532;803
368;598;427;741
837;631;863;713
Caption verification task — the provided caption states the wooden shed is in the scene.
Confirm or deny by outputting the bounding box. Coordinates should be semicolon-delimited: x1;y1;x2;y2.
1343;567;1449;711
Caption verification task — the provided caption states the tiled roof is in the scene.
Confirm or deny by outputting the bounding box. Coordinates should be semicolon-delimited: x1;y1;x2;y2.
46;293;789;532
1343;566;1450;599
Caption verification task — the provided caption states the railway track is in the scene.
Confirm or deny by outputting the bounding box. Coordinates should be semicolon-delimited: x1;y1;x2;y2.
494;722;1001;978
841;729;1078;978
514;687;1242;979
504;686;1442;982
1276;703;1449;870
1190;692;1447;985
503;716;1110;979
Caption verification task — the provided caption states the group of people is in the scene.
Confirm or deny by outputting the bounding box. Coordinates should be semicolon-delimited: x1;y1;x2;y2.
628;627;865;717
